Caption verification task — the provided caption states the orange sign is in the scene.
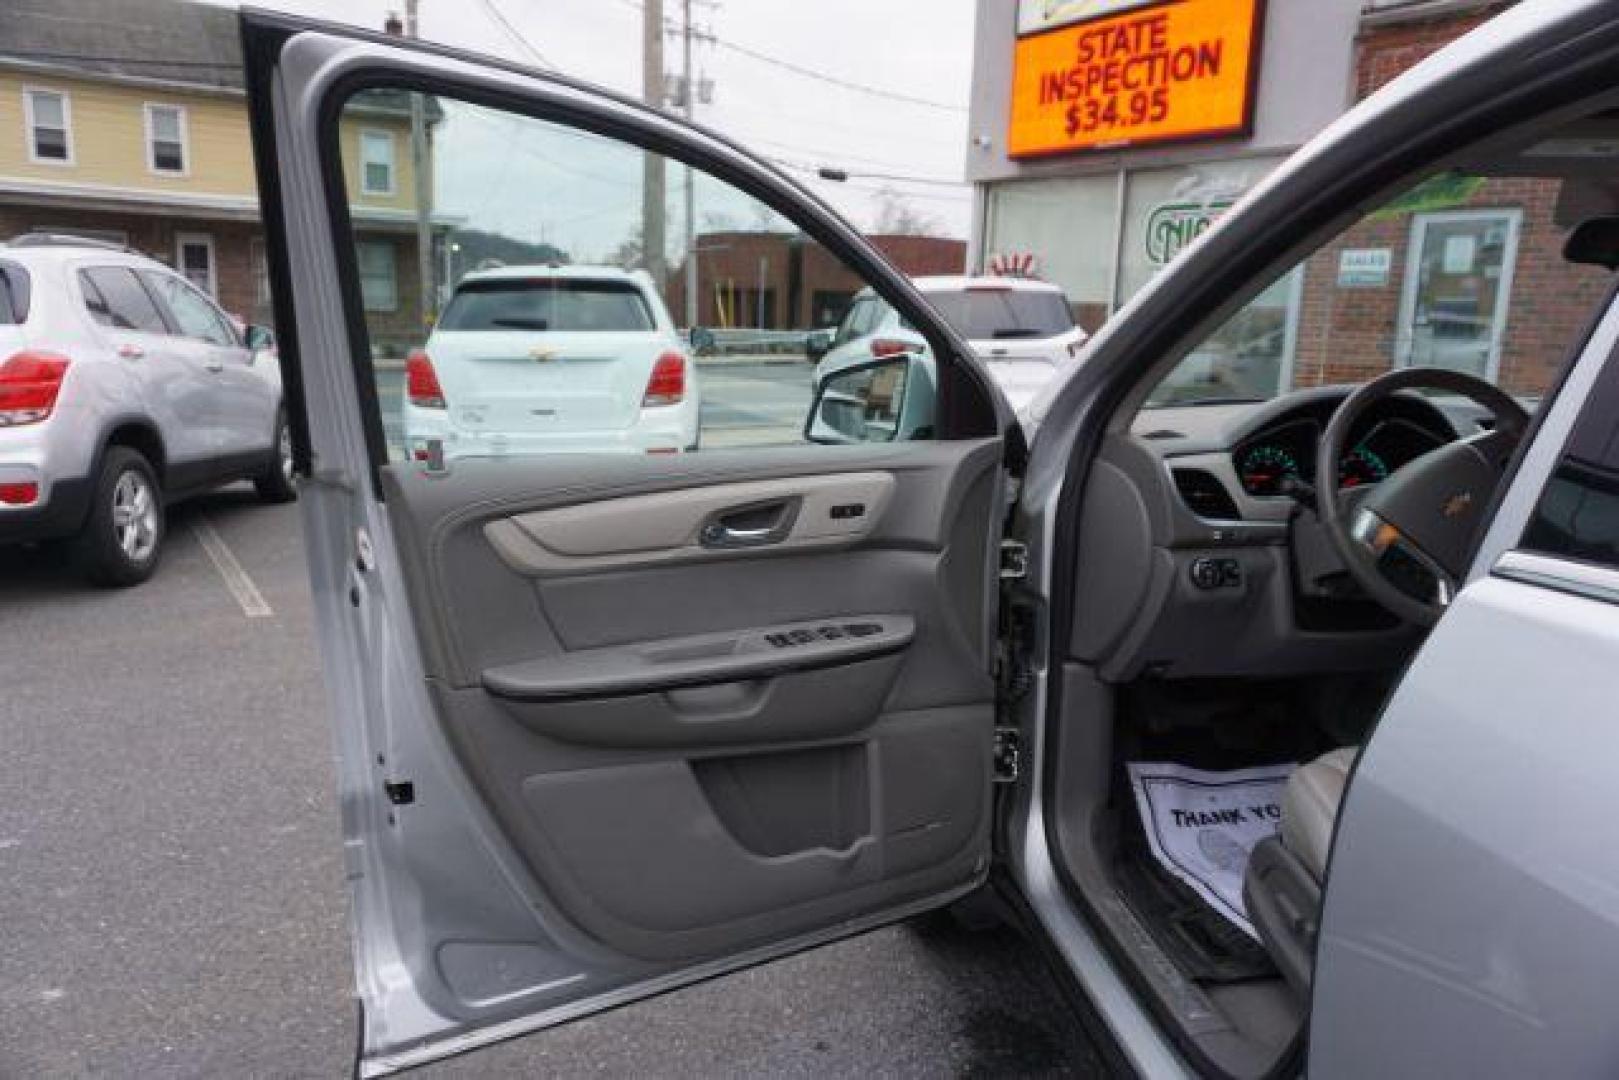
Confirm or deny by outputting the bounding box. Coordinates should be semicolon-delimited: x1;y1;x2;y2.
1008;0;1264;158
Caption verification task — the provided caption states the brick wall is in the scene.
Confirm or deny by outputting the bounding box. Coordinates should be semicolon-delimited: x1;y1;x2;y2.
668;231;966;330
1290;4;1608;397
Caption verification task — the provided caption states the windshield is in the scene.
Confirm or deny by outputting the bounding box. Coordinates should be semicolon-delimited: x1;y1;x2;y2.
439;278;654;332
1143;173;1608;409
921;288;1074;340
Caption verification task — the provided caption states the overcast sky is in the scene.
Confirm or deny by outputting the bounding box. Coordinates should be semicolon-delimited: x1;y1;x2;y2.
213;0;977;252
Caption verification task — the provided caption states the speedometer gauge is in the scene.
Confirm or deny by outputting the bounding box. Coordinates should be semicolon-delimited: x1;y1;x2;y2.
1237;445;1299;496
1338;446;1389;489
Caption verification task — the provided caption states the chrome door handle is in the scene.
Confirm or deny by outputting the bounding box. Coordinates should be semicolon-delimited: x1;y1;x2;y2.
117;344;144;360
205;360;224;373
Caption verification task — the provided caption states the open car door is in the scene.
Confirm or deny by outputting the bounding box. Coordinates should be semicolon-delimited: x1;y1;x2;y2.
240;11;1014;1075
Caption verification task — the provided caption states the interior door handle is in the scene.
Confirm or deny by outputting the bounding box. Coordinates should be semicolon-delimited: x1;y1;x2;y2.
698;497;800;549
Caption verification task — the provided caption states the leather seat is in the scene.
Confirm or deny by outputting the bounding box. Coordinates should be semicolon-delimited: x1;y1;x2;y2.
1279;747;1356;881
1242;746;1358;996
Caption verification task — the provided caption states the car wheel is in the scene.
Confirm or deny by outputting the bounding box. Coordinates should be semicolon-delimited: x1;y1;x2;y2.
254;410;298;504
73;446;165;587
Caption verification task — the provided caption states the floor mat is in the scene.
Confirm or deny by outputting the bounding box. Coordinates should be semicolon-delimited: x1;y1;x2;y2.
1121;761;1296;982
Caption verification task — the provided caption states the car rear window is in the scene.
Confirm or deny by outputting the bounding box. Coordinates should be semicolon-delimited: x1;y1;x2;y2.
0;261;29;324
438;278;654;332
921;288;1074;340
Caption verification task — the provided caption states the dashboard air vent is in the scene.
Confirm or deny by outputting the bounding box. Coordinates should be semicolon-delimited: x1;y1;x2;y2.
1172;468;1241;521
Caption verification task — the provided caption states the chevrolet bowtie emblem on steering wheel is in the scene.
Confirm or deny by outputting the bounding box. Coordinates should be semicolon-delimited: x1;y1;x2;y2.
528;347;559;362
1442;492;1474;518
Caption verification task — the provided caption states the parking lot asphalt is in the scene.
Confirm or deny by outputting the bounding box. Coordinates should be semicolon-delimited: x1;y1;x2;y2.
1;364;1099;1078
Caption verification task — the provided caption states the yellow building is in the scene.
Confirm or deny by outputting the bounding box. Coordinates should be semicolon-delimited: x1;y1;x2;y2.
0;0;446;353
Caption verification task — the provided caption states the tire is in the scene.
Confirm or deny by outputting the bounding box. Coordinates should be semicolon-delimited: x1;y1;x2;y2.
253;410;298;504
73;447;165;587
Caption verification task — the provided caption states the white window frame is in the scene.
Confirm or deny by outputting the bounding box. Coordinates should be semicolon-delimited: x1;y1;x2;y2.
175;231;217;298
357;240;398;313
359;129;396;197
22;86;73;166
1395;207;1523;384
250;237;272;308
143;103;189;177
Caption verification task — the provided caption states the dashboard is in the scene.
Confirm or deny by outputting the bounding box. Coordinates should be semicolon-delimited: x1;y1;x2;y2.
1066;388;1478;682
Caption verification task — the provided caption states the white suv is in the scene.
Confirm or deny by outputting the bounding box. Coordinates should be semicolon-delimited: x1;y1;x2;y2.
0;236;292;585
404;265;699;460
811;275;1086;418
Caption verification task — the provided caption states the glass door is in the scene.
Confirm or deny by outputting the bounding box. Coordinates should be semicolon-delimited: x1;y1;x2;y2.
1397;209;1521;380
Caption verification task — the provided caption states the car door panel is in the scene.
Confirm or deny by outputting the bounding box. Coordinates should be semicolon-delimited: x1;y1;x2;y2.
244;15;1007;1071
377;439;999;964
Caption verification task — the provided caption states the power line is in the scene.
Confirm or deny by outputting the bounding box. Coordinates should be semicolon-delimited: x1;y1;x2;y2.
607;0;966;113
478;0;560;70
766;156;969;193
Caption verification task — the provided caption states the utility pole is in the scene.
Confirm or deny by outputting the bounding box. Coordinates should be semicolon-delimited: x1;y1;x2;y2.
405;0;435;330
641;0;666;293
681;0;698;329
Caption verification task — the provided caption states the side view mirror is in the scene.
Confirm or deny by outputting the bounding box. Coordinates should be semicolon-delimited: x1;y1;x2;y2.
805;355;933;445
245;324;276;351
1564;215;1619;270
804;327;834;362
688;326;716;353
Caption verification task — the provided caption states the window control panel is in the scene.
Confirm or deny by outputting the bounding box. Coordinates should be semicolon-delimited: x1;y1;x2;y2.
765;622;885;648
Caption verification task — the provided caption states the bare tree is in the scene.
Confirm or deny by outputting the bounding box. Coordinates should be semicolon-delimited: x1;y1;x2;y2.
872;186;944;237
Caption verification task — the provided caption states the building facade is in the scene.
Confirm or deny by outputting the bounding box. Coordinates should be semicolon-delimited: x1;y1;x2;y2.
667;231;967;331
0;0;444;356
965;0;1597;399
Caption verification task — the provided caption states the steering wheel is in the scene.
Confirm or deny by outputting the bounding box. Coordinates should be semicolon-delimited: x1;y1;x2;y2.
1317;368;1530;627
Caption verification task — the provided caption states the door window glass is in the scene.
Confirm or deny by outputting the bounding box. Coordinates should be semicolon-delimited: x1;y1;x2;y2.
79;267;167;333
1522;354;1619;569
142;272;236;346
1397;211;1519;380
1143;173;1610;410
333;90;949;462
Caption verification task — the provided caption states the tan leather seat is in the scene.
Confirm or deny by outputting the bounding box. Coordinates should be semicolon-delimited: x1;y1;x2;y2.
1243;746;1358;996
1279;747;1356;880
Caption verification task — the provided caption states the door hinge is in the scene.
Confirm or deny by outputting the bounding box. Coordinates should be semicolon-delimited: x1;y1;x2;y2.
999;539;1029;580
383;779;415;805
993;727;1021;784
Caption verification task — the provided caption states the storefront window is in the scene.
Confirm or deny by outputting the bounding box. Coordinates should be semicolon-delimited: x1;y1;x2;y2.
984;175;1117;331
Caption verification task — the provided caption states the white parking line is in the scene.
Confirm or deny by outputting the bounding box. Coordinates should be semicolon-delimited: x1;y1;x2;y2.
191;517;274;618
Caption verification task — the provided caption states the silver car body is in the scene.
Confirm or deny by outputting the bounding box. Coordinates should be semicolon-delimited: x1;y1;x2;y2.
246;2;1619;1075
0;242;281;542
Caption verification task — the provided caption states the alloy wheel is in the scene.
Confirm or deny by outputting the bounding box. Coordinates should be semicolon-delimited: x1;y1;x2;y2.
111;468;159;563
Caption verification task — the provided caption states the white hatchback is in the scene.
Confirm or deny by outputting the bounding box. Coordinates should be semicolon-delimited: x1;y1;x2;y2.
404;265;699;459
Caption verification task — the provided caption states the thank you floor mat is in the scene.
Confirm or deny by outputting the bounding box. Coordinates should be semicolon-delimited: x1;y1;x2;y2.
1126;761;1296;939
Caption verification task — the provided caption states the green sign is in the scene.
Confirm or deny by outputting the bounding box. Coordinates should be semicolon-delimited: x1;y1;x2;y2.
1145;198;1235;265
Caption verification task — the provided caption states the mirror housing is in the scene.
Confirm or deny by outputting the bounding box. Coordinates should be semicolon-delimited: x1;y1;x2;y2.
804;327;834;362
1563;215;1619;270
688;326;716;353
805;354;933;445
245;324;276;351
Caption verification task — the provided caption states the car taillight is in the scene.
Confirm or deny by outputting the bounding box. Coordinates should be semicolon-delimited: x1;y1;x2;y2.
0;481;38;505
0;351;70;426
406;350;445;408
870;338;913;358
642;352;686;407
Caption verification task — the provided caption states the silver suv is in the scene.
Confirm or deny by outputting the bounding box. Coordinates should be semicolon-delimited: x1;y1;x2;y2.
0;235;292;585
